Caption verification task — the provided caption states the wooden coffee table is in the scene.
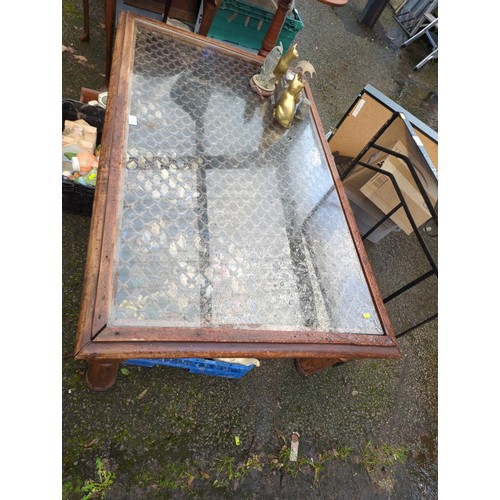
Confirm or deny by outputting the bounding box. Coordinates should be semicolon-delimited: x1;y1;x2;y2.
75;12;399;390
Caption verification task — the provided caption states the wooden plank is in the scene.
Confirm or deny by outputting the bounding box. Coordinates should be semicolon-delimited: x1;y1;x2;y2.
95;324;397;346
92;11;138;336
76;339;401;361
74;14;129;354
137;16;264;65
79;87;101;103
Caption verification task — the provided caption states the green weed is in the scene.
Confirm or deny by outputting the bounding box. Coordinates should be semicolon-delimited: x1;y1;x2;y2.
80;458;116;499
362;441;408;473
155;460;197;493
212;453;264;489
302;456;324;484
336;445;352;461
62;478;84;498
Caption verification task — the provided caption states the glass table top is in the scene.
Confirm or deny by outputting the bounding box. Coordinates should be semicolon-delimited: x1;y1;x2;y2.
108;22;383;336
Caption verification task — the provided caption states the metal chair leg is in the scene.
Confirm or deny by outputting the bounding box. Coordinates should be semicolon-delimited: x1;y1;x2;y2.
414;48;438;70
401;17;438;48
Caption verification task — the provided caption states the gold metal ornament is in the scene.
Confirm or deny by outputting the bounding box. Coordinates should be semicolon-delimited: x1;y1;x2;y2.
273;43;299;85
272;73;305;128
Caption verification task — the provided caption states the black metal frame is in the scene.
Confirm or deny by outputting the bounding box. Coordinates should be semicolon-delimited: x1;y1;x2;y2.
332;109;438;338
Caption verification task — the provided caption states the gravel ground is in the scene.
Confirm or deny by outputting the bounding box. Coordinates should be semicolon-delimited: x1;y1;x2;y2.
60;0;438;498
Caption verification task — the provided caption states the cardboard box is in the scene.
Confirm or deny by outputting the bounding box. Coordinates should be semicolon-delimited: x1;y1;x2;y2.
342;166;400;243
359;140;437;235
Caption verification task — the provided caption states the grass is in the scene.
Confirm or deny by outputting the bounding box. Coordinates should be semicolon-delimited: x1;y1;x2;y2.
64;441;409;496
362;441;408;473
80;458;116;499
269;442;352;484
361;441;409;493
212;453;263;489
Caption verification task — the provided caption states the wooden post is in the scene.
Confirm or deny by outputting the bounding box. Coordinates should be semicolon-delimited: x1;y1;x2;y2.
258;0;293;57
80;0;90;41
105;0;117;85
86;361;119;391
198;0;221;36
162;0;174;23
294;357;347;375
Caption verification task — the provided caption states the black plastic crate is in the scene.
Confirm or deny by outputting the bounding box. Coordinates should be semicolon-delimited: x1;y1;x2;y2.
62;177;96;216
62;100;106;216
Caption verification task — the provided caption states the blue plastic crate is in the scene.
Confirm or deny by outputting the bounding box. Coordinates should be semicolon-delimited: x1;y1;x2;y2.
123;358;254;379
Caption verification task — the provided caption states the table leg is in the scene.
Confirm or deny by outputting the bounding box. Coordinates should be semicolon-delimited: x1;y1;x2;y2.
86;361;119;391
80;0;90;42
294;357;347;375
162;0;173;22
258;0;293;57
198;0;220;36
105;0;117;85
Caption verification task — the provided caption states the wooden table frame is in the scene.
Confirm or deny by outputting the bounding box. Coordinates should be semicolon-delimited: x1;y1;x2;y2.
103;0;349;82
75;12;399;391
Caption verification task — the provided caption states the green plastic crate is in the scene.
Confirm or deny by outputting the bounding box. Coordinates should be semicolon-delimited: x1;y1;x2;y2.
207;0;303;53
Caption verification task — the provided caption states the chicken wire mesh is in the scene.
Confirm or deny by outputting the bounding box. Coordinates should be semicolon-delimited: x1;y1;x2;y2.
109;23;383;336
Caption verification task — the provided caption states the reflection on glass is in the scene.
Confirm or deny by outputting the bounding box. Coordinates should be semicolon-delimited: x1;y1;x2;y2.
109;25;383;335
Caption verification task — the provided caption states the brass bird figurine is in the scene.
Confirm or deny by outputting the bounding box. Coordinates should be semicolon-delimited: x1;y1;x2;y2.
273;43;299;85
273;73;305;128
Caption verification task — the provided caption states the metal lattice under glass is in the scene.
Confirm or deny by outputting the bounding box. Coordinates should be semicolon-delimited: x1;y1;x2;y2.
109;23;383;335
